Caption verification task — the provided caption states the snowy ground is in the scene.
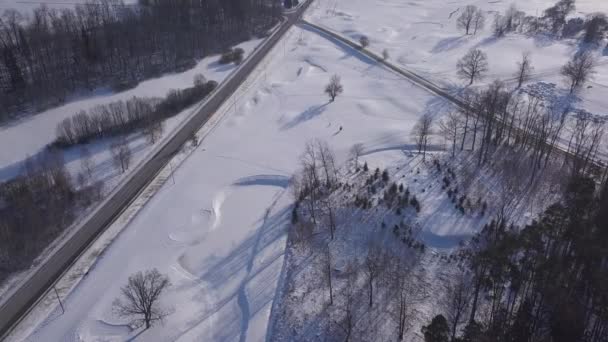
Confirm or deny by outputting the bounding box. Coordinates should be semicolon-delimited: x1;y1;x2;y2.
0;38;264;301
306;0;608;157
8;21;454;341
0;38;262;183
8;0;605;340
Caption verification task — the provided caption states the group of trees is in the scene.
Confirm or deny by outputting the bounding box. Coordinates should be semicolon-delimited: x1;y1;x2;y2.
0;150;103;282
54;75;217;148
457;5;485;35
289;140;429;341
0;0;281;121
456;45;596;94
421;175;607;342
419;75;604;182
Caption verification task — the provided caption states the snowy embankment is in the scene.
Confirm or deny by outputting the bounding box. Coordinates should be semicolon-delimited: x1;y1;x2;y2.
9;21;454;341
306;0;608;159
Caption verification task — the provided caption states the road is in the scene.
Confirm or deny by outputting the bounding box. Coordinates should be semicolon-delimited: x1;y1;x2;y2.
0;2;312;338
301;20;606;175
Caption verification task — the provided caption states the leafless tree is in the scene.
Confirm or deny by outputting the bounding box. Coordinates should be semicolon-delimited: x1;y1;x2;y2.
359;35;370;48
458;5;484;35
382;49;390;60
334;263;357;342
143;120;164;145
515;52;534;89
325;74;344;102
493;14;508;37
412;113;434;160
583;14;608;44
193;73;207;87
110;138;132;174
445;273;472;341
561;51;596;93
317;140;337;188
350;143;365;169
472;8;486;35
544;0;576;34
112;268;171;329
459;90;478;151
323;243;334;306
322;198;338;240
457;48;489;85
79;146;94;181
439;111;461;157
503;4;524;32
387;255;417;340
364;243;385;307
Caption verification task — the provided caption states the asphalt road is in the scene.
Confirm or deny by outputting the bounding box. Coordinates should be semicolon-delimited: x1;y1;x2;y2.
0;2;312;338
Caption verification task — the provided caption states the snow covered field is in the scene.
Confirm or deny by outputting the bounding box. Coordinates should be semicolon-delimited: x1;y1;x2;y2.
0;38;264;302
307;0;608;156
0;38;262;183
8;21;454;341
6;0;607;340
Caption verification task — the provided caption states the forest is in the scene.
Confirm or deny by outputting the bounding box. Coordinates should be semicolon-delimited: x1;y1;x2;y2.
0;0;282;122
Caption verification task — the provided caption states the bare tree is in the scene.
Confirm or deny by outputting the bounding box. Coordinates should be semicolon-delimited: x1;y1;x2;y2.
143;120;164;145
359;35;370;48
583;14;608;44
388;256;417;340
458;5;484;35
457;48;489;85
438;111;461;157
412;113;434;161
325;74;344;102
382;49;390;60
364;243;385;307
445;274;472;341
335;263;357;342
323;243;334;305
113;269;171;329
349;143;365;169
515;52;534;89
472;8;486;35
322;198;338;240
79;146;94;181
110;138;132;173
317;140;337;188
193;73;207;87
561;51;596;93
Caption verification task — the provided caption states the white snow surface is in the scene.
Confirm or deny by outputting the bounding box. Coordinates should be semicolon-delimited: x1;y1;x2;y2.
11;22;449;341
0;38;262;183
306;0;608;158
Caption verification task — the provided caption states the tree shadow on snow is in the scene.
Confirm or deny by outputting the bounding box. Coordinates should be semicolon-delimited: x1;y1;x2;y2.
281;102;329;130
431;35;468;53
173;206;292;341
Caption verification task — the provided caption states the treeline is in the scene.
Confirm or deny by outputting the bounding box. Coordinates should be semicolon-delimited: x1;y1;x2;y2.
491;0;607;45
0;0;281;121
428;80;605;185
0;151;103;282
420;176;608;342
53;77;217;147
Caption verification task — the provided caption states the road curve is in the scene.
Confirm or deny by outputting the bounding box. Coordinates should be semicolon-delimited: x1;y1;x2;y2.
0;2;313;338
